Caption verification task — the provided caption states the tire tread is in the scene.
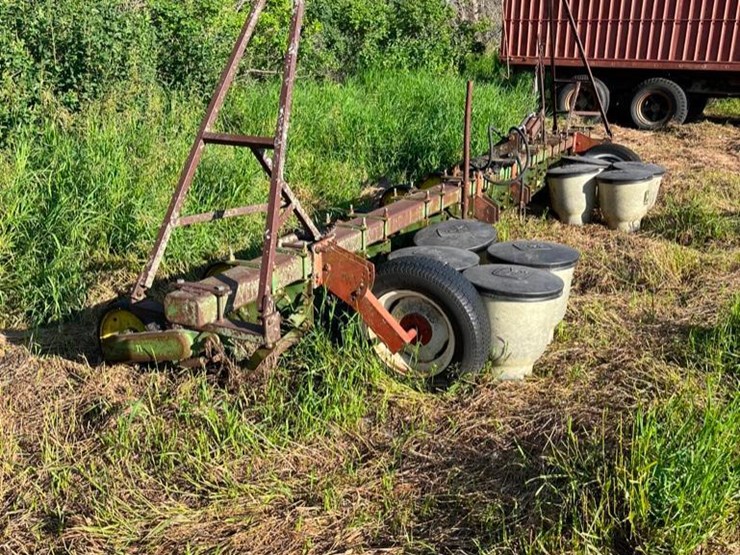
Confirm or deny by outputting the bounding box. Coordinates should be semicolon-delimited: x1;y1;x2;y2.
374;256;491;376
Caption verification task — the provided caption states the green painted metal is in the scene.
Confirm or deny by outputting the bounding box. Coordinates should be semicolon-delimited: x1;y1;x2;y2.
101;329;219;363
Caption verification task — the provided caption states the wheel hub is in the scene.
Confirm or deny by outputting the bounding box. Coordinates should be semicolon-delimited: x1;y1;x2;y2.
399;313;434;346
640;92;672;123
371;290;457;377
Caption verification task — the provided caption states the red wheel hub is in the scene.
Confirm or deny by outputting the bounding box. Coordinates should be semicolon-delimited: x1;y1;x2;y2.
399;313;433;346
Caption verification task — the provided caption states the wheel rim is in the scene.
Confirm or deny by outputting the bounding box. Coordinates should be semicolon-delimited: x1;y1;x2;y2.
99;308;145;340
636;90;673;126
369;290;456;377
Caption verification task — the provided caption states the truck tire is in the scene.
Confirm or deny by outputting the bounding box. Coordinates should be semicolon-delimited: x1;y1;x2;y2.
686;95;708;122
557;75;610;114
368;257;491;379
629;78;688;130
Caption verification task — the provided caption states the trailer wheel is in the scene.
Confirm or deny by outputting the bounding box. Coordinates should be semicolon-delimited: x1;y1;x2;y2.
557;75;610;115
583;143;641;163
629;78;688;130
368;257;491;378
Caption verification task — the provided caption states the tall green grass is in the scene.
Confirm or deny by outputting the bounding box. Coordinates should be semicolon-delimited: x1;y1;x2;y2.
522;297;740;554
0;71;534;327
530;391;740;554
689;294;740;376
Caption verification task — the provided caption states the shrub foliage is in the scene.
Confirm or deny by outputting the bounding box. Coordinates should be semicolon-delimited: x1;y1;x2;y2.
0;0;486;135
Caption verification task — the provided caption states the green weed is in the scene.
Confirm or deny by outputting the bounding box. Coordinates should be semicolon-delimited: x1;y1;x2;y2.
644;195;739;247
531;391;740;554
0;71;534;327
689;294;740;375
260;305;385;441
706;98;740;118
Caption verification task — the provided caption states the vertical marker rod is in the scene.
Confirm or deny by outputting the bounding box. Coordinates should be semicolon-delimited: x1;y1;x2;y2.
462;80;473;220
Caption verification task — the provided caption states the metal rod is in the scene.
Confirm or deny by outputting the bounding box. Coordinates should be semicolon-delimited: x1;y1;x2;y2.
250;148;273;176
462;81;473;220
249;147;322;238
536;37;548;145
130;0;268;300
175;204;270;227
257;0;306;344
560;0;613;137
278;203;296;229
202;132;274;148
548;0;559;134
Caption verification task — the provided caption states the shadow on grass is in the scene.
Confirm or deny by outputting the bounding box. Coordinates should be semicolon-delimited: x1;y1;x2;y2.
703;114;740;127
0;256;231;364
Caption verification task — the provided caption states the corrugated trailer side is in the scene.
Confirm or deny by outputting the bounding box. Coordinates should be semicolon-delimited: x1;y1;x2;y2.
501;0;740;129
503;0;740;70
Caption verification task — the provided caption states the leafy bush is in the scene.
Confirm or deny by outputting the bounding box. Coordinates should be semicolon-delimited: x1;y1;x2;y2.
0;0;156;135
0;0;490;135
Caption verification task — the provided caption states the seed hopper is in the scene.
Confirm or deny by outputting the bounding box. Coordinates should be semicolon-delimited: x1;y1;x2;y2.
99;0;631;378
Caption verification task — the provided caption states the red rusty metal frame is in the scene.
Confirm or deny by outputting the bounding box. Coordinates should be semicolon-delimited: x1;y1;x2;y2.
256;0;320;346
315;242;416;354
546;0;612;138
461;81;473;219
125;0;612;364
504;0;740;73
129;0;321;345
473;173;500;224
570;131;605;153
164;183;463;330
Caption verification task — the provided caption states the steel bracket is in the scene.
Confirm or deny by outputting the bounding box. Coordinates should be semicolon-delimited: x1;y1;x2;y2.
473;193;501;224
316;242;416;354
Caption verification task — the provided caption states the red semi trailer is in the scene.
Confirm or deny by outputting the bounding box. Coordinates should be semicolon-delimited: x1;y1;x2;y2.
501;0;740;129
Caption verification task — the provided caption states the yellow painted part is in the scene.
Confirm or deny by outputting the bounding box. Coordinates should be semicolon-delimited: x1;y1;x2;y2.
205;262;233;277
418;175;443;190
100;308;145;339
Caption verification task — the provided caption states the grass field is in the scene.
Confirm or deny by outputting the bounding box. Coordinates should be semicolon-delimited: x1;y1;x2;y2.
0;70;533;328
1;82;739;553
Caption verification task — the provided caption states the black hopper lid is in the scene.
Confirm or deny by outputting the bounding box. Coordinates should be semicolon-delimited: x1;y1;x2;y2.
546;163;604;177
559;154;613;168
388;246;480;272
612;161;666;176
414;219;497;252
487;240;580;271
596;168;654;184
463;264;564;302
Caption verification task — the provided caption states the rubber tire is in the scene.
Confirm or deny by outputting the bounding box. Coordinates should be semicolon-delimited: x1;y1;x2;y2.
557;75;610;114
629;78;688;130
373;257;491;377
686;95;708;122
583;143;642;163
